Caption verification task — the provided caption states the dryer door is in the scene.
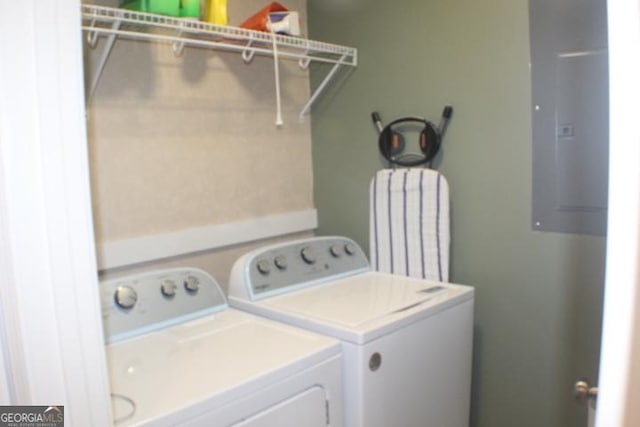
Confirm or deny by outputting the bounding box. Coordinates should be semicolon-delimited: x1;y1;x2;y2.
231;386;328;427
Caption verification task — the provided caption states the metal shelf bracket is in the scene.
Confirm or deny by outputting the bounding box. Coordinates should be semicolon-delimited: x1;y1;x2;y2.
88;19;122;97
299;52;351;120
242;39;256;63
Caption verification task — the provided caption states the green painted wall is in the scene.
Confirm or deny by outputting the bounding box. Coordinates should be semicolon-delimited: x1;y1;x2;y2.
308;0;606;426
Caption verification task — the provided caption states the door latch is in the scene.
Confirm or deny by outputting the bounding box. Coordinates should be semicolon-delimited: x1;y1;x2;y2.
574;379;598;401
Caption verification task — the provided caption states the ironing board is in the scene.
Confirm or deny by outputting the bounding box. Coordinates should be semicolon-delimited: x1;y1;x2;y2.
369;168;450;282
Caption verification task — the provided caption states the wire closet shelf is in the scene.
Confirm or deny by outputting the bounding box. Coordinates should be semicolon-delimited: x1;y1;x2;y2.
81;4;358;120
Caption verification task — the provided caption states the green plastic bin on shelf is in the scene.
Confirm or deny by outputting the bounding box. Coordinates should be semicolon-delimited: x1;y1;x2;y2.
120;0;200;18
180;0;200;18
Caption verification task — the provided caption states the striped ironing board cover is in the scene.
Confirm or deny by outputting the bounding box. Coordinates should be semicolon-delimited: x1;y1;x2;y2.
369;168;450;282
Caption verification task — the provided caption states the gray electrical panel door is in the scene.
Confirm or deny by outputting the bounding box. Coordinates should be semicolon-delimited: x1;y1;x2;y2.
530;0;608;235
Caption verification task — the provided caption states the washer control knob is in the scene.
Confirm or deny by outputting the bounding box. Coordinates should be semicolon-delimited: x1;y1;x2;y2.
160;279;177;298
329;244;343;257
274;255;288;270
300;246;317;264
256;259;271;275
114;285;138;309
344;242;357;255
184;275;200;293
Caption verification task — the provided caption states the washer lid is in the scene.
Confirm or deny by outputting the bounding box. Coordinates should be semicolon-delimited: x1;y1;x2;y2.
107;308;340;426
248;272;474;344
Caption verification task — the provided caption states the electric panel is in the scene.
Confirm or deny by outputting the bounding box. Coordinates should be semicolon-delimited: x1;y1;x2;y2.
530;0;608;235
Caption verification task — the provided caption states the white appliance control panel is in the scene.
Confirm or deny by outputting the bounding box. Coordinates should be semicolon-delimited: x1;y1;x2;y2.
229;236;371;300
100;268;227;343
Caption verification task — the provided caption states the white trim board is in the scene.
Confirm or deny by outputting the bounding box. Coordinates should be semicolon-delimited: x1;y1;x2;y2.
98;209;318;270
0;1;113;423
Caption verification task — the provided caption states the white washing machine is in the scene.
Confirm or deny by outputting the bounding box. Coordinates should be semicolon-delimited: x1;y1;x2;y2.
100;267;344;426
228;236;474;427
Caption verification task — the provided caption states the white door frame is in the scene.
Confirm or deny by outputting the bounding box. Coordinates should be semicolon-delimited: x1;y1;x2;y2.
595;1;640;426
0;1;112;424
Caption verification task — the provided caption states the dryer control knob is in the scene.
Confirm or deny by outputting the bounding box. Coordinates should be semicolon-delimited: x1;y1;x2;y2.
274;255;288;270
161;279;177;298
256;259;271;275
114;285;138;310
300;246;317;264
184;275;200;293
329;244;343;257
344;242;357;255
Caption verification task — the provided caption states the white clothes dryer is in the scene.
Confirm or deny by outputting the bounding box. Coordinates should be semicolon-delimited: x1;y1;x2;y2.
228;236;474;427
100;268;343;427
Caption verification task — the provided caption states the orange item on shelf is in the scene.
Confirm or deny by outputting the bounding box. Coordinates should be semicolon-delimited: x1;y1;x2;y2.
239;2;288;32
